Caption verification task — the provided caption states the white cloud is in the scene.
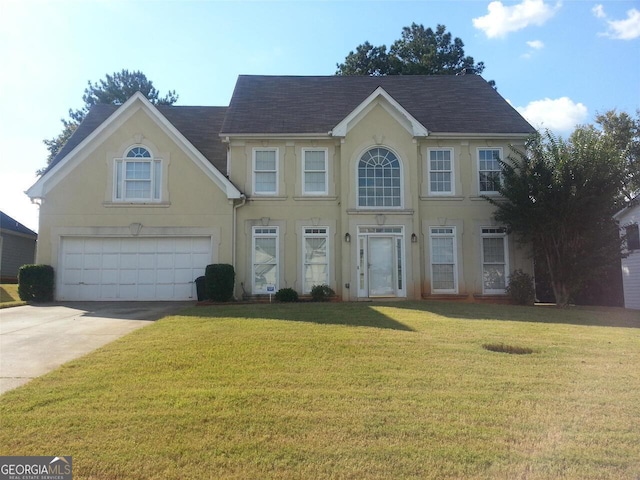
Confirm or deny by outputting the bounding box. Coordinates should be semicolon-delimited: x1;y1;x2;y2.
592;4;606;19
593;5;640;39
473;0;561;38
606;8;640;40
516;97;588;134
526;40;544;49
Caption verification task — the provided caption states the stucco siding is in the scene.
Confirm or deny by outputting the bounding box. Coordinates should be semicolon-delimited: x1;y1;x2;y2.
36;109;234;287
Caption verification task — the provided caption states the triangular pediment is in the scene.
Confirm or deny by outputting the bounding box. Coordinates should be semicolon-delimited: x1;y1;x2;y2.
330;87;428;138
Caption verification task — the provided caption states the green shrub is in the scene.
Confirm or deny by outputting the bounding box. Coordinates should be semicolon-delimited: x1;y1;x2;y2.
205;264;235;302
506;269;536;305
310;284;335;302
275;287;298;302
18;264;54;302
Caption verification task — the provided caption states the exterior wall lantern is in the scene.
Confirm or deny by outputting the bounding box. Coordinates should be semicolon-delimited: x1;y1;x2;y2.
344;232;351;243
411;233;418;243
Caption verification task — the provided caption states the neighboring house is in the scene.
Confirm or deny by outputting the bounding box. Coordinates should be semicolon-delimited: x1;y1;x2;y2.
0;211;37;282
614;198;640;310
27;74;535;301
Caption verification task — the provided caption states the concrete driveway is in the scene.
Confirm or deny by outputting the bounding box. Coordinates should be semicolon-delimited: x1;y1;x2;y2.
0;302;191;394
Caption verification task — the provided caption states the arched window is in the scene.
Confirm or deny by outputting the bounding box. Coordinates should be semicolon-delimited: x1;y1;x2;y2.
357;147;401;207
126;146;152;158
114;146;161;202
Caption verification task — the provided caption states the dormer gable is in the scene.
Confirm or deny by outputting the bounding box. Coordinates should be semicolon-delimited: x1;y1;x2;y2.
330;87;429;138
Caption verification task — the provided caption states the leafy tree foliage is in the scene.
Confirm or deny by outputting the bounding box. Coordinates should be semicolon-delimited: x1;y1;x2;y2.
486;130;626;307
40;69;178;174
594;109;640;200
336;23;492;85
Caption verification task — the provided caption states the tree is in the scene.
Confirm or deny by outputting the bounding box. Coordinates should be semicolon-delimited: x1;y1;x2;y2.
40;69;178;174
336;23;492;85
594;109;640;200
485;130;626;307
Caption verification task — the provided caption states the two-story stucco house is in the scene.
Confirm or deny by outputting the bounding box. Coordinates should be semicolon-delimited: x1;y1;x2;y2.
27;74;535;302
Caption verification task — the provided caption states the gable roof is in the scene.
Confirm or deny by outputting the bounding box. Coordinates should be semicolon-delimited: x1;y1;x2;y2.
29;93;241;200
47;104;229;175
0;211;37;238
220;74;535;136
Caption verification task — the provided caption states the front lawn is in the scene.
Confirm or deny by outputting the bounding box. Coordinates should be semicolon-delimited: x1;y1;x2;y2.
1;302;639;479
0;283;25;308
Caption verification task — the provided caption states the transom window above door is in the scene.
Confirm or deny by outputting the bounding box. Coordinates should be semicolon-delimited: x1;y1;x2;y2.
357;147;402;208
114;146;162;202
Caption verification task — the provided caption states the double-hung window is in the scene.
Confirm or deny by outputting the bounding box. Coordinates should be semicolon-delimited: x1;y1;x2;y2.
302;149;328;195
430;227;457;293
253;148;278;195
481;227;508;294
114;146;161;202
302;227;329;292
478;148;502;194
428;149;453;195
357;147;402;207
252;227;278;293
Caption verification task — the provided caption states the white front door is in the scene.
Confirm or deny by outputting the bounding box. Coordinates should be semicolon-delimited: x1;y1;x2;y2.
368;237;395;296
357;227;405;298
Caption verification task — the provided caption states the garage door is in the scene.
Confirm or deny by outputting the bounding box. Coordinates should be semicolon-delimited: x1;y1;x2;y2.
59;237;212;300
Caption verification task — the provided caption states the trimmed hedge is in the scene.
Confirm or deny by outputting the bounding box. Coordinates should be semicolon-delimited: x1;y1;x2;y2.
205;264;235;302
275;288;298;302
311;284;335;302
18;264;54;302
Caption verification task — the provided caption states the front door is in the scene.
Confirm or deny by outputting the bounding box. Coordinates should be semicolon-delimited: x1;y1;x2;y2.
368;237;395;296
357;227;405;298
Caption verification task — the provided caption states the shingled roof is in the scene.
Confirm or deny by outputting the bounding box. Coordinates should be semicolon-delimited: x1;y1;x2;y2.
46;75;533;177
0;211;37;237
47;104;229;174
220;74;535;135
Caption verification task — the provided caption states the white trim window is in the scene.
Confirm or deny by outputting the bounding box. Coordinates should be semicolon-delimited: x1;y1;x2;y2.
253;148;278;195
481;227;509;294
478;148;503;194
357;147;402;208
302;149;328;195
430;227;458;293
252;227;279;293
302;227;329;293
428;148;454;195
114;146;161;202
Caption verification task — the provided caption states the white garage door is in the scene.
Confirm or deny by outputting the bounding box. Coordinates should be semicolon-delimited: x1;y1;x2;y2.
59;237;212;301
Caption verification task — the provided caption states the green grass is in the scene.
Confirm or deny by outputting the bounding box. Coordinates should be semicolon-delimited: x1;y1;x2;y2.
0;283;25;308
1;302;639;479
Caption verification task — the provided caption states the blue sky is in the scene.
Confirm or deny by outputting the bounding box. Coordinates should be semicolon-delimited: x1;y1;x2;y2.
1;0;638;232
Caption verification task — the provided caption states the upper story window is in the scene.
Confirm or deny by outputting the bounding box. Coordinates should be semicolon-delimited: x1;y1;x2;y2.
253;148;278;195
302;149;328;195
428;148;454;195
114;146;161;202
478;148;503;194
357;147;402;208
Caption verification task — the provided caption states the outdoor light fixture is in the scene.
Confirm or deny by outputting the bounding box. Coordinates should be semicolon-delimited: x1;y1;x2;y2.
411;233;418;243
344;232;351;243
